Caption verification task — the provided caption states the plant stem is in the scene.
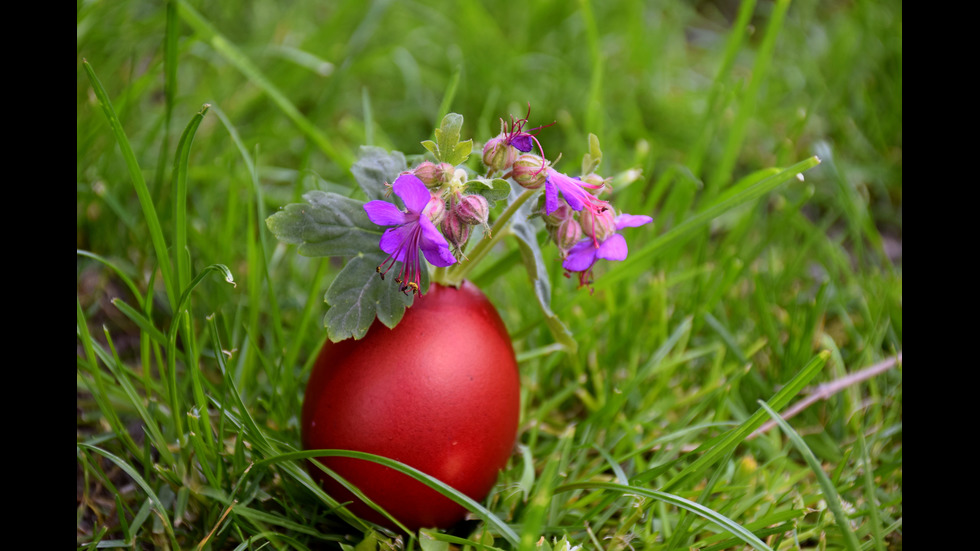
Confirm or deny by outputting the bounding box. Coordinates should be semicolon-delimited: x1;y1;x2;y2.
441;188;538;286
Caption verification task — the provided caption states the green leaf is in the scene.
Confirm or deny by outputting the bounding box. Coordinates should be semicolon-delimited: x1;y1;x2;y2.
508;188;577;353
350;146;408;201
465;178;511;207
419;529;450;551
265;190;381;257
423;112;472;166
323;252;418;342
353;531;379;551
581;132;602;175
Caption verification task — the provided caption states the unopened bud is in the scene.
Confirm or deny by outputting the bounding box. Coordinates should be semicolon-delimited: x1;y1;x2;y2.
511;153;549;189
539;200;573;227
413;162;456;189
579;172;610;194
580;205;616;242
482;135;518;173
440;212;470;250
423;195;446;225
552;217;583;255
455;194;489;227
412;162;440;188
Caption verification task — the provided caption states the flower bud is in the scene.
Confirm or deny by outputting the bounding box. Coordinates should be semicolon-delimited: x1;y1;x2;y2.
539;200;573;227
482;135;518;174
413;162;456;189
440;212;470;251
511;153;549;189
455;194;489;227
552;217;583;255
411;162;440;188
579;172;610;194
423;195;447;225
580;204;616;242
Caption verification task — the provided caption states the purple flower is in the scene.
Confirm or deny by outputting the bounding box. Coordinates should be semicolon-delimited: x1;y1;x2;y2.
544;168;607;216
562;213;653;287
483;104;554;175
363;174;456;295
501;103;554;153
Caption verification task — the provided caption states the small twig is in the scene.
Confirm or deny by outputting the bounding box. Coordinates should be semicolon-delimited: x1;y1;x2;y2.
748;352;902;440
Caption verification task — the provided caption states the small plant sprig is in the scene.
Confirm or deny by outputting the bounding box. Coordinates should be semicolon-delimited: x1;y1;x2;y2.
267;107;650;346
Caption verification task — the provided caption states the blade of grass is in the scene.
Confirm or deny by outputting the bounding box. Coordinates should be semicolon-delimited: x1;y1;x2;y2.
203;314;373;533
687;0;758;177
172;103;210;291
98;325;175;466
77;443;179;549
174;0;354;170
165;264;236;446
211;103;285;391
82;59;178;312
256;449;521;547
77;299;142;460
110;298;168;347
666;448;736;550
519;427;574;551
707;0;791;195
554;482;773;551
285;259;330;378
657;350;829;492
153;0;179;191
305;456;413;534
579;0;603;137
77;250;143;308
436;65;461;125
604;156;821;288
757;400;862;551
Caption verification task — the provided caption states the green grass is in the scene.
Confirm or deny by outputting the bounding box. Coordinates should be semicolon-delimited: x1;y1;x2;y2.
77;0;902;549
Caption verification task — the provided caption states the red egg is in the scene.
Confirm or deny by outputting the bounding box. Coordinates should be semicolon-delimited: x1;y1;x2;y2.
301;281;521;531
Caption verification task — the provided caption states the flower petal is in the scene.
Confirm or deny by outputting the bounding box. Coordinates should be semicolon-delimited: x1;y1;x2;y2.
547;170;585;211
378;225;415;261
364;200;409;227
596;233;628;262
392;174;431;213
615;213;653;230
418;216;457;267
544;180;561;215
510;134;534;152
562;240;599;272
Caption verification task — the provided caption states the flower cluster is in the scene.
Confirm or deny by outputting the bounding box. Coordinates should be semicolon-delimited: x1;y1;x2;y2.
364;106;651;295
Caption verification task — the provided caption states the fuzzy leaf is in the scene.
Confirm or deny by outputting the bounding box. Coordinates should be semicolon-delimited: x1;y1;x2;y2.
424;113;472;166
265;190;380;257
323;252;420;341
420;140;438;157
508;187;577;353
350;146;408;201
465;177;511;207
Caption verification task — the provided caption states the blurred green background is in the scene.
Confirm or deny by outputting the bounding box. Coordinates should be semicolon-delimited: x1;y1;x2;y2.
77;0;901;249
